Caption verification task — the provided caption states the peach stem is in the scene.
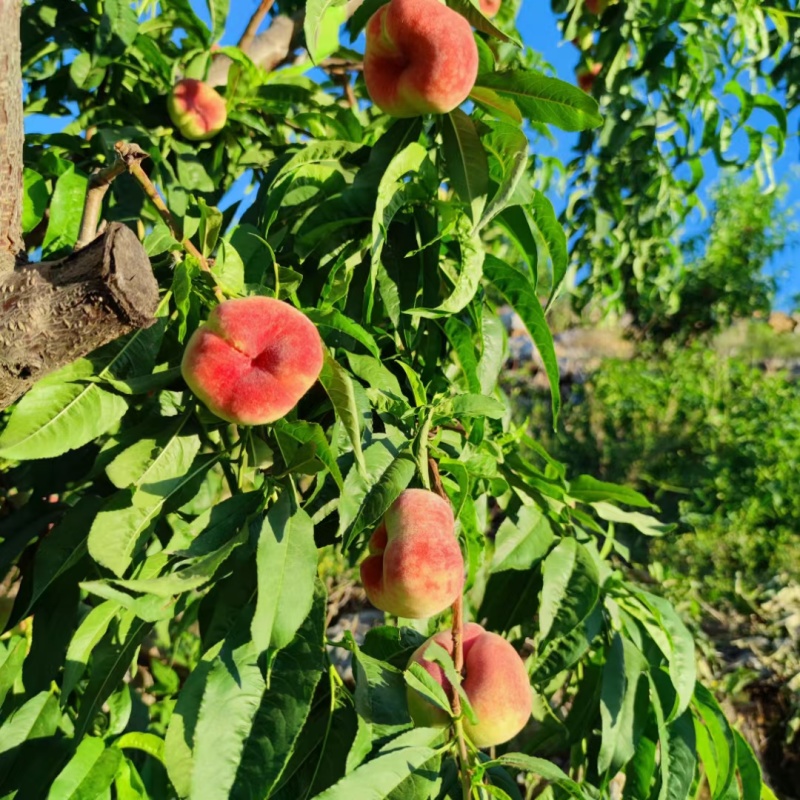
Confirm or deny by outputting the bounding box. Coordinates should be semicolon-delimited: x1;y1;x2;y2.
428;456;472;797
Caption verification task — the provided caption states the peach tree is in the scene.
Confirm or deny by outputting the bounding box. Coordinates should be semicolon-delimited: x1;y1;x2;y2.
0;0;781;797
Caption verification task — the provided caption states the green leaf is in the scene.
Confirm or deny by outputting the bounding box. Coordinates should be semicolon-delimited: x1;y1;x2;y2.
22;168;48;233
692;683;735;800
405;662;452;717
733;730;762;800
475;71;603;132
491;505;554;573
339;440;416;550
41;165;89;257
483;255;560;423
444;0;519;44
73;615;150;740
105;422;200;493
0;382;128;461
205;0;229;41
319;352;366;477
485;754;585;797
568;475;654;508
441;109;489;221
187;587;326;799
444;317;481;394
529;191;568;309
48;737;122;800
592;502;674;537
62;600;122;700
539;537;600;645
88;452;218;577
469;87;523;125
0;639;27;709
274;419;344;489
598;633;647;776
313;728;445;800
370;142;430;320
637;592;696;719
434;393;505;422
408;215;485;318
305;307;380;358
252;492;317;653
304;0;347;62
0;691;59;755
115;732;166;765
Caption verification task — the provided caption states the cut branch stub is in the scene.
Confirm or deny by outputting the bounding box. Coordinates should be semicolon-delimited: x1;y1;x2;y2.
0;222;159;410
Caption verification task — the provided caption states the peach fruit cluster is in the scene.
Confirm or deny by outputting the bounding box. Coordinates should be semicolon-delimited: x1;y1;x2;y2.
360;489;532;746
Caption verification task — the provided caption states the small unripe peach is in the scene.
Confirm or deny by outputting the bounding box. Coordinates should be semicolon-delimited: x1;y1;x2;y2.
363;0;479;117
480;0;501;17
168;79;227;141
181;297;324;425
407;622;532;747
360;489;464;618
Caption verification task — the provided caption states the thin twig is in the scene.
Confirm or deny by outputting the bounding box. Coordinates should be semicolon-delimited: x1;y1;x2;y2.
122;151;222;300
428;457;472;798
238;0;276;52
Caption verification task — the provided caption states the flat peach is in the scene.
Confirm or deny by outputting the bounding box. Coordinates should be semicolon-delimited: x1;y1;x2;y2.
181;297;323;425
361;489;464;618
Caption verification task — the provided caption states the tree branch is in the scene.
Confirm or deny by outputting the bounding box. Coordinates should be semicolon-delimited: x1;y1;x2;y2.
0;223;159;410
238;0;276;52
0;0;24;274
207;0;364;87
75;142;146;250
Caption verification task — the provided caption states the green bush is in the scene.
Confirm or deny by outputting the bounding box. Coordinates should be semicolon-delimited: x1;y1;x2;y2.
515;343;800;597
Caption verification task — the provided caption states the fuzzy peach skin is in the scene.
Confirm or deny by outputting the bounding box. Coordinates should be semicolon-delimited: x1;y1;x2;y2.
181;297;324;425
479;0;501;17
363;0;479;117
360;489;464;618
168;79;227;141
407;622;532;747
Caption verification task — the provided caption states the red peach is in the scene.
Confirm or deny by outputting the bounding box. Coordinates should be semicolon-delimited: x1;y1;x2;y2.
360;489;464;618
181;297;324;425
168;79;227;141
585;0;609;13
407;622;533;747
577;62;602;93
480;0;501;17
363;0;479;117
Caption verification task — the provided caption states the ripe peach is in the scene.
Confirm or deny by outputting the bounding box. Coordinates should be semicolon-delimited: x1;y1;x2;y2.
577;62;602;93
407;622;532;747
363;0;479;117
181;297;324;425
480;0;501;17
585;0;609;13
360;489;464;618
167;79;227;141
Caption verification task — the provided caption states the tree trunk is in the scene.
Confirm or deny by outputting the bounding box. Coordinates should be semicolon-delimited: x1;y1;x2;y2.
0;223;159;410
0;0;24;274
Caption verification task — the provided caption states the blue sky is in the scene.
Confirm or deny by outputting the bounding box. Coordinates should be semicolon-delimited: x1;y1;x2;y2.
25;1;799;309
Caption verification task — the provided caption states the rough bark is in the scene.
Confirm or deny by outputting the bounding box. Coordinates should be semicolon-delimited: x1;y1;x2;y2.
0;0;24;274
0;223;159;410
